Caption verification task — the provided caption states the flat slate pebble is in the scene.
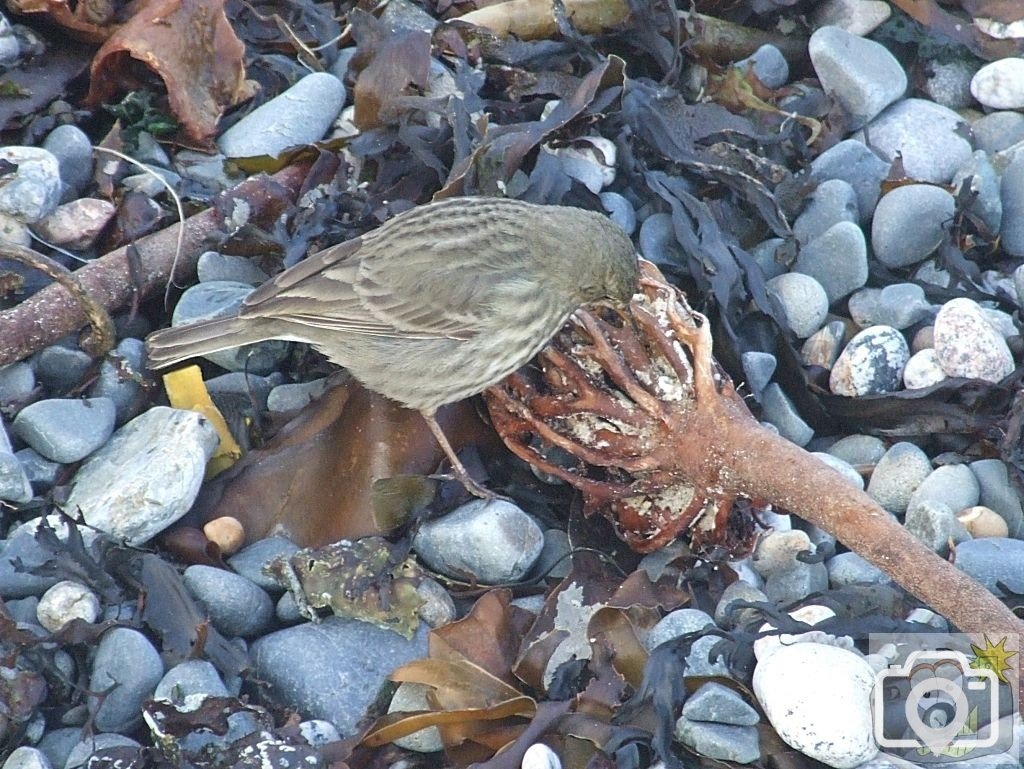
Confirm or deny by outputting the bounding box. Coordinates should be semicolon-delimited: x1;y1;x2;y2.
682;681;760;726
740;351;776;396
933;298;1014;382
412;499;544;583
13;398;116;464
867;442;932;515
829;325;909;396
827;551;890;586
197;251;270;285
88;627;164;732
754;643;878;768
871;184;954;268
218;72;347;158
808;26;905;130
644;608;715;651
854;98;972;183
1000;157;1024;257
183;565;274;638
65;407;219;545
759;383;814;446
953;538;1024;596
252;616;428;736
793;221;868;303
674;716;760;763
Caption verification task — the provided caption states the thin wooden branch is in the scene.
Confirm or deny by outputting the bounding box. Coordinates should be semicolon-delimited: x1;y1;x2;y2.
0;165;307;366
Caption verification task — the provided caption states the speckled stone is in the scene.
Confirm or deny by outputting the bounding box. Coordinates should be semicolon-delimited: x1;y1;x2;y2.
933;298;1014;382
829;326;909;396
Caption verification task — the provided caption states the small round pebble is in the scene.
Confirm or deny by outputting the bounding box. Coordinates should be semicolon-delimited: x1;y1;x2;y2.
829;325;909;396
197;251;270;285
793;221;868;303
0;362;35;407
810;0;891;36
203;516;245;555
387;681;443;752
644;608;716;651
412;499;544;584
33;345;92;393
522;743;562;769
42;124;94;194
13;397;116;464
183;564;274;637
933;298;1014;382
674;716;760;763
903;348;947;389
903;499;955;551
0;146;62;222
871;185;954;268
2;746;51;769
714;580;768;629
907;464;980;519
227;535;301;591
754;643;878;767
765;273;829;338
36;580;100;632
752;530;813;578
866;441;931;514
741;43;789;89
957;506;1008;539
600;191;636;235
826;434;885;466
749;237;788;279
971;58;1024;110
741;351;776;396
827;551;891;586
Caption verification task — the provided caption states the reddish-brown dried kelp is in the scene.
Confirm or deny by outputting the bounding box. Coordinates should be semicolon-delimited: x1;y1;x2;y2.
486;260;1024;648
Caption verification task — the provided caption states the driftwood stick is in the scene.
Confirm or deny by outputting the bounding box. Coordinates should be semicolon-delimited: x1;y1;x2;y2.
0;166;307;366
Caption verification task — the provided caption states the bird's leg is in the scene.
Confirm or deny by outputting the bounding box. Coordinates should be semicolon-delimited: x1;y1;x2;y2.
421;410;503;500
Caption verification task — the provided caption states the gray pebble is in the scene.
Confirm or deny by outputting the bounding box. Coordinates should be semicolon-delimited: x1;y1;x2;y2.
794;179;859;245
644;608;715;651
683;681;760;726
89;338;146;425
13;397;115;463
920;58;977;110
853;98;973;183
267;378;328;413
867;442;931;514
829;325;909;396
3;747;51;769
42;125;93;195
228;535;301;591
379;0;437;33
766;272;828;338
0;362;34;407
206;371;275;413
914;259;952;288
388;681;443;752
827;434;886;466
759;383;813;446
66;407;219;546
793;221;868;303
981;307;1016;338
740;44;789;89
639;212;683;266
64;735;141;769
972;111;1024;154
1000;156;1024;257
33;727;80;769
686;634;731;676
749;237;788;280
276;591;304;624
154;659;230;700
219;73;347;158
847;283;931;330
34;345;92;393
808;26;906;130
412;499;544;583
953;150;1002;234
907;464;980;520
933;297;1014;382
827;551;891;586
0;449;32;502
970;459;1024;539
904;499;955;552
15;448;61;491
88;627;164;732
170;281;289;374
903;348;947;389
415;577;457;628
527;528;572;581
714;580;768;628
0;147;62;222
4;595;39;623
675;717;760;763
197;251;270;285
599;191;636;235
953;538;1024;596
252;616;428;736
740;351;776;397
810;140;888;223
871;184;955;268
764;561;829;604
184;564;274;637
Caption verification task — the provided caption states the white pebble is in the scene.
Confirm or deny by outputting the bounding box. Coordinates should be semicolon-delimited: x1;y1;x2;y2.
36;580;100;632
971;58;1024;110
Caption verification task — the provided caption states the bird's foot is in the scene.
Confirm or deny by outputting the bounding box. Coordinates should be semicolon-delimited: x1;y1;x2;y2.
429;470;511;502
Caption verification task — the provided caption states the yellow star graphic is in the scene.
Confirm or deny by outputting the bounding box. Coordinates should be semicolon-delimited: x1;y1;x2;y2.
970;635;1017;685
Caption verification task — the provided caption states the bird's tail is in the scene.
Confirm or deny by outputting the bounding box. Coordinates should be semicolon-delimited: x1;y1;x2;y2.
145;316;277;370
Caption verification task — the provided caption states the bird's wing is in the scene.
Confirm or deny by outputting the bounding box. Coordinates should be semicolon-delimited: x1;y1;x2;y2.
239;230;539;340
